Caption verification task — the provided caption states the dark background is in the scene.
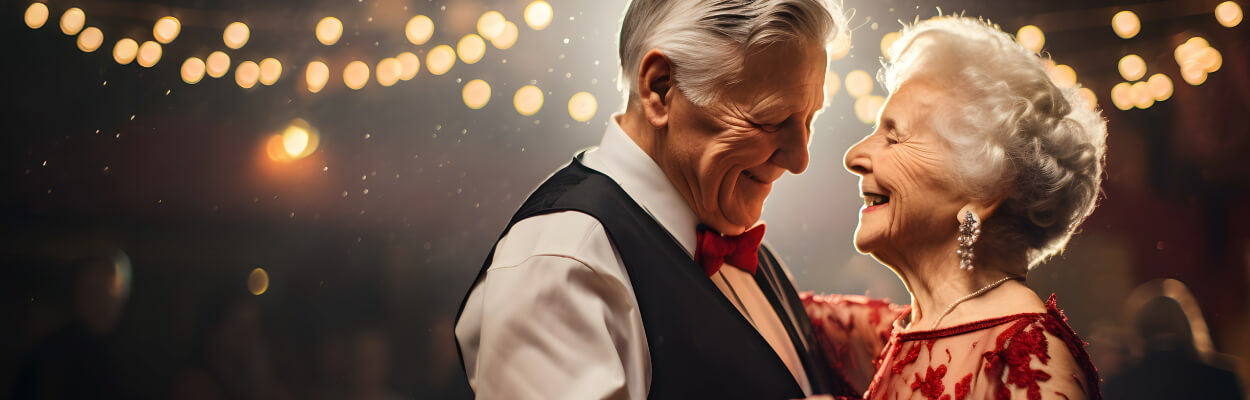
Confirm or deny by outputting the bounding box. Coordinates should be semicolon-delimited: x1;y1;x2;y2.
3;0;1248;398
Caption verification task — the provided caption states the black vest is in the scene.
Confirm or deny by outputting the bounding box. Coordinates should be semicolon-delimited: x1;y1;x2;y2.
457;157;853;399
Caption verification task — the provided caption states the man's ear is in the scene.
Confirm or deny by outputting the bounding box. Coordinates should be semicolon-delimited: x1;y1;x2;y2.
636;49;674;129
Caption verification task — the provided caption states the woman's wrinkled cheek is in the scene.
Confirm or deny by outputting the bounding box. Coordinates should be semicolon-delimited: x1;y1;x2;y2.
881;144;952;242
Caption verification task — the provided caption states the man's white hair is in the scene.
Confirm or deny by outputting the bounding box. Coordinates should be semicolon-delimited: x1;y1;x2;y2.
617;0;846;107
880;16;1109;269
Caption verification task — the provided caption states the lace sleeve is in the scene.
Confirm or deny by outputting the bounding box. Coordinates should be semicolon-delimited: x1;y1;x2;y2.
802;292;909;392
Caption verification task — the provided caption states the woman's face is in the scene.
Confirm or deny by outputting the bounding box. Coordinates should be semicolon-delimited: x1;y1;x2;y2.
843;82;969;262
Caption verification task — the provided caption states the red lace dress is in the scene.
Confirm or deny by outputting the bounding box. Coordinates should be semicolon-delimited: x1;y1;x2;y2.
803;293;1101;400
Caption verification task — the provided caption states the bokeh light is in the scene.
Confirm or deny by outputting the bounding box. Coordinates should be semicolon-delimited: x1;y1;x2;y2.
181;57;205;84
1216;1;1243;27
306;61;329;93
426;45;456;75
1130;81;1154;109
259;58;282;86
1147;73;1173;101
829;33;851;60
1049;64;1077;88
844;70;873;98
1118;54;1146;81
513;85;544;116
1181;62;1208;86
880;31;901;58
235;60;259;89
462;79;492;109
478;11;506;40
525;1;553;30
568;92;598;122
280;119;319;160
77;27;103;52
60;8;85;36
206;51;230;78
492;21;519;50
1112;10;1141;39
824;70;841;100
223;21;249;49
376;58;402;87
136;41;162;68
458;34;487;64
344;60;369;90
1175;37;1210;64
248;268;269;295
1078;87;1098;110
1110;82;1133;111
316;17;343;46
154;16;180;44
1196;47;1222;73
25;2;48;29
397;52;420;81
405;15;434;45
1016;25;1045;53
112;38;138;65
854;95;886;124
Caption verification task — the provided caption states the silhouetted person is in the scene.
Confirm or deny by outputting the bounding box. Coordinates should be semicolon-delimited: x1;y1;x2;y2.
1103;296;1244;399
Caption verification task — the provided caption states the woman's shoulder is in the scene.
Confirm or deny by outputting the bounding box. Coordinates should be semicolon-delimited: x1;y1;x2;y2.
987;293;1102;400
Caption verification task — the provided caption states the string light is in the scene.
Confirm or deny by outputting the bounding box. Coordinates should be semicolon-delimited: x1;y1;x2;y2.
223;21;249;49
25;3;49;29
524;1;553;30
1118;54;1146;81
1146;73;1173;101
181;57;206;84
376;58;401;87
844;70;873;98
77;27;103;52
1078;87;1098;110
306;61;329;93
462;79;492;109
478;11;506;40
60;8;85;35
236;60;259;89
136;41;162;67
824;70;841;100
405;15;434;45
281;119;318;159
1016;25;1045;53
1112;10;1140;39
1196;47;1222;73
248;268;269;295
113;38;138;64
397;52;420;81
1129;81;1154;109
568;92;598;122
880;31;901;59
458;34;486;64
426;45;455;75
259;58;281;85
206;51;230;78
316;17;343;46
344;60;369;90
1215;1;1243;27
491;21;519;50
513;85;544;116
154;16;180;44
854;95;886;124
829;33;851;61
1110;82;1133;111
1048;64;1077;88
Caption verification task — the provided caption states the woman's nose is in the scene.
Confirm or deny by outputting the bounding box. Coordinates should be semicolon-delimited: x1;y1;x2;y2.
844;137;872;176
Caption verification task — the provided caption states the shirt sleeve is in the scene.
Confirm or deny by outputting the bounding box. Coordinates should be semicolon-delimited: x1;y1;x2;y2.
455;214;649;400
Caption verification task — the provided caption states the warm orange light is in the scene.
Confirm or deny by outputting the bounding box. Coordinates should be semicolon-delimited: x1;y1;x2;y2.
491;21;519;50
1196;47;1222;73
880;31;901;59
223;21;249;49
397;52;420;80
845;70;873;98
524;1;553;30
1112;10;1140;39
568;92;598;122
514;85;544;116
206;51;230;78
60;8;84;35
248;268;269;295
1049;64;1077;88
458;34;486;64
426;45;455;75
478;11;506;40
181;57;205;84
77;27;103;52
1016;25;1045;53
1118;54;1146;81
1078;87;1098;110
259;58;282;85
136;41;161;67
1110;82;1133;111
1130;81;1154;109
462;79;492;109
1215;1;1243;27
306;61;329;93
112;38;138;65
1146;73;1173;101
25;3;49;29
376;58;402;87
316;17;343;45
344;60;369;90
236;60;259;89
824;70;841;100
405;15;434;45
854;95;886;124
829;33;851;61
154;16;180;44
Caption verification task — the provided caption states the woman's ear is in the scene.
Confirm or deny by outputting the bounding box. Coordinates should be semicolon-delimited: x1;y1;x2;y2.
636;49;673;129
958;196;1005;224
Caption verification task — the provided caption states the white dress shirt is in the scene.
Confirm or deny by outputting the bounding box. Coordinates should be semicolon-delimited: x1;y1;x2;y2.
455;117;810;399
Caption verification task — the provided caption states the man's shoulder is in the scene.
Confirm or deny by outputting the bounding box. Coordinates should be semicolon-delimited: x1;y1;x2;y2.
490;211;620;273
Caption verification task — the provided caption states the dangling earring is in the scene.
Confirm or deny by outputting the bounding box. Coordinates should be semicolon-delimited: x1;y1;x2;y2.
957;210;981;271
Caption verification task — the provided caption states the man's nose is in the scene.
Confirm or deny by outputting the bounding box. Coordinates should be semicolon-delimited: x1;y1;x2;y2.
770;126;810;174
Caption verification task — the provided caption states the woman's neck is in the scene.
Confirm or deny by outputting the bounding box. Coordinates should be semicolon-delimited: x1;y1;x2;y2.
887;238;1025;330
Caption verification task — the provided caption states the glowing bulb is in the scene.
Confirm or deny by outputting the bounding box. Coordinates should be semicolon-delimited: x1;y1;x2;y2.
223;21;249;49
136;41;162;67
154;16;180;44
524;1;553;30
880;31;901;58
1049;64;1077;88
113;38;137;65
1196;47;1222;73
376;57;402;87
397;52;420;80
25;3;49;29
824;71;841;100
1146;73;1173;101
60;8;84;35
568;92;598;122
1181;61;1208;86
77;27;103;52
1118;54;1146;81
513;85;544;116
316;17;343;45
1112;10;1140;39
1016;25;1045;53
259;58;281;85
236;60;259;89
844;70;873;98
181;57;205;84
462;79;492;109
458;34;486;64
829;33;851;61
306;61;329;93
1215;1;1243;27
405;15;434;45
426;45;455;75
344;60;369;90
1078;87;1098;110
1175;37;1211;65
282;125;309;157
248;268;268;295
1129;81;1153;109
1110;82;1133;111
854;95;886;124
206;51;230;78
478;11;506;40
491;21;519;50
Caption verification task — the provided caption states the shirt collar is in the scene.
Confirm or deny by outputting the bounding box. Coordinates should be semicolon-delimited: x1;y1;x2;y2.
580;116;699;256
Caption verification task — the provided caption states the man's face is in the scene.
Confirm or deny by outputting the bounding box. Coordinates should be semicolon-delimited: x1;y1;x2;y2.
657;43;827;235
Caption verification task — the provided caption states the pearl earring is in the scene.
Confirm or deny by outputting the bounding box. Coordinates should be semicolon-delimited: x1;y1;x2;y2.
957;210;981;271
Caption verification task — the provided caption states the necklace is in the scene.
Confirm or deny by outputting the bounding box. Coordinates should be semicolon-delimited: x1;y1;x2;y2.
928;275;1023;330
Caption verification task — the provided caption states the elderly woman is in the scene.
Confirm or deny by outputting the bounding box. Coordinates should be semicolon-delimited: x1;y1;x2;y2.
803;16;1106;399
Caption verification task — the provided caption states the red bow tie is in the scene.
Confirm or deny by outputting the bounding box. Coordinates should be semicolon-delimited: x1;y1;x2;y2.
695;224;766;277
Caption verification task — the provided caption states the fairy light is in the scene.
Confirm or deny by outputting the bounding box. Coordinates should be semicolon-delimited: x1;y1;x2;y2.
181;57;206;84
844;70;873;98
1147;73;1173;101
854;95;886;124
513;85;544;116
1130;81;1154;109
1110;82;1133;111
113;38;138;65
397;52;420;81
478;11;506;40
1049;64;1077;88
524;1;553;30
1215;1;1243;27
462;79;492;109
25;3;49;29
880;31;901;59
1118;54;1146;81
1016;25;1045;53
306;61;329;93
344;60;369;90
223;21;249;49
568;92;598;122
1112;10;1140;39
491;21;519;50
376;58;402;87
60;8;85;35
405;15;434;45
154;16;180;44
457;34;486;64
1078;87;1098;110
235;60;259;89
316;17;343;46
829;33;851;60
259;58;282;85
426;45;455;75
77;27;103;52
136;41;162;67
206;51;230;78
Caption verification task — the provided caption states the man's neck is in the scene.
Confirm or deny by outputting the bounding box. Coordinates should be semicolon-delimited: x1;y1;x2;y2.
618;108;657;157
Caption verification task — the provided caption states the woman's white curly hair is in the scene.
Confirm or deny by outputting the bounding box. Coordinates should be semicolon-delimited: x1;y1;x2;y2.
879;16;1108;269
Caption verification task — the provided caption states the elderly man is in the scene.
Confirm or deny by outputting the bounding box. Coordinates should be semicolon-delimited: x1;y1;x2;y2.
455;1;847;398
